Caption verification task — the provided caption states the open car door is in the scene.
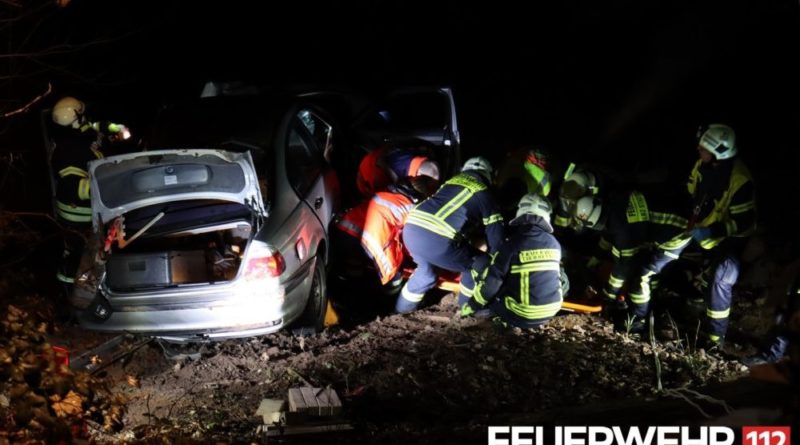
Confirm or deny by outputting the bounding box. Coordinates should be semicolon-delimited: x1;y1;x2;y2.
353;87;461;178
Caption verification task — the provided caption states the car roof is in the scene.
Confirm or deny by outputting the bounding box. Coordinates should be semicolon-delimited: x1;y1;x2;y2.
147;94;298;152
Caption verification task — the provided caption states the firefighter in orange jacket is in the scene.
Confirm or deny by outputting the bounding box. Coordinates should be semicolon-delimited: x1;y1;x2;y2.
336;175;439;292
356;145;440;197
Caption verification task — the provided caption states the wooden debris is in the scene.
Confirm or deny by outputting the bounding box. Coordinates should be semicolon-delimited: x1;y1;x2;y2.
287;387;342;417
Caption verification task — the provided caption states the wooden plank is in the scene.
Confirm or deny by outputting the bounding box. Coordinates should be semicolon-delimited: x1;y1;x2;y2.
288;387;344;417
327;388;342;416
288;388;307;413
264;422;353;437
300;387;320;416
315;388;331;416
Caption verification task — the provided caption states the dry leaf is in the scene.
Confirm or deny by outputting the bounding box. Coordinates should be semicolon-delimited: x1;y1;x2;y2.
103;404;125;432
127;375;140;388
50;390;84;418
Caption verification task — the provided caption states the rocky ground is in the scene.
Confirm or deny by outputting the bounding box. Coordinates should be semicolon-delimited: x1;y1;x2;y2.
0;214;792;445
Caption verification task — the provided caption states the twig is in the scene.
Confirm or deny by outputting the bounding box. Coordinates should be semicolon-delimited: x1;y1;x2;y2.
286;367;314;387
677;388;733;414
662;388;713;419
661;387;733;419
166;391;190;419
1;82;51;118
418;314;452;324
145;393;152;427
649;310;663;392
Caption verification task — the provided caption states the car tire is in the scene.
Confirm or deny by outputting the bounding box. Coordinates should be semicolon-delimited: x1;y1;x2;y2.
297;256;327;333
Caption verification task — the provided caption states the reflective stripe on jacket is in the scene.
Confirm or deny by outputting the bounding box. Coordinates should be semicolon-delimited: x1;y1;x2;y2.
687;158;756;249
469;214;562;326
56;166;92;223
600;190;691;299
337;187;415;284
405;171;504;251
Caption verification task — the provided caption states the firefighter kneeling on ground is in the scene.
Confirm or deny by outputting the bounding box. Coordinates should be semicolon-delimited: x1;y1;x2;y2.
397;156;505;313
49;96;131;291
334;175;440;298
571;189;691;334
462;194;563;328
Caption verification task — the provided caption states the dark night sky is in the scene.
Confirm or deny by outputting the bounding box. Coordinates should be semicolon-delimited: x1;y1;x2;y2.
2;0;800;230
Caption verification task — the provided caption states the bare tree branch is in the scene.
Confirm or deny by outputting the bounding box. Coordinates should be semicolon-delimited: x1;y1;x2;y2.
1;81;50;118
0;0;22;8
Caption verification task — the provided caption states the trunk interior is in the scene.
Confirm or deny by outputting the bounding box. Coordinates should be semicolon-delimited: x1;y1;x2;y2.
103;200;254;291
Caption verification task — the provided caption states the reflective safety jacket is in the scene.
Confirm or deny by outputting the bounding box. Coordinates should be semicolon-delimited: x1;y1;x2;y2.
468;214;563;328
405;171;504;251
336;184;418;284
357;147;392;196
598;190;691;299
50;132;105;224
687;158;756;250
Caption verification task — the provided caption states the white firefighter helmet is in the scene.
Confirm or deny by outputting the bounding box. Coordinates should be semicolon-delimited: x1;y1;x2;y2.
561;170;598;200
462;156;494;182
697;124;736;160
574;196;602;228
52;96;86;128
516;193;552;222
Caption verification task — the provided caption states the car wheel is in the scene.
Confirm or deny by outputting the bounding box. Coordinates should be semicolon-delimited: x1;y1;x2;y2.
297;256;327;333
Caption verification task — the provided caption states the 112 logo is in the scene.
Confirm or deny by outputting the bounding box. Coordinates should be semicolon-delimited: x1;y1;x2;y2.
743;427;791;445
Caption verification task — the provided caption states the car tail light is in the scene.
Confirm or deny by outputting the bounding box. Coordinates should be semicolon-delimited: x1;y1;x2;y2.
243;242;285;280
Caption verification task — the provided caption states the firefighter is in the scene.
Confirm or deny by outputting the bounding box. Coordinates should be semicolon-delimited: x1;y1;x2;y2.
397;156;505;313
496;147;556;220
683;123;756;348
572;189;692;333
335;175;439;294
553;165;602;230
356;145;439;197
49;96;130;287
463;194;563;328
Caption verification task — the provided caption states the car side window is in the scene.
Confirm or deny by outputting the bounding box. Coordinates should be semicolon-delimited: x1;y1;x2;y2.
286;122;323;196
297;109;333;162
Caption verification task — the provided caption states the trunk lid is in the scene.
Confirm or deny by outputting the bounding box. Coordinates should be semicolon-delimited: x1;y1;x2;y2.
88;149;265;226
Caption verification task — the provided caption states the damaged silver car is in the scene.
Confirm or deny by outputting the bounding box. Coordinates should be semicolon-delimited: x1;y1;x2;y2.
67;86;461;342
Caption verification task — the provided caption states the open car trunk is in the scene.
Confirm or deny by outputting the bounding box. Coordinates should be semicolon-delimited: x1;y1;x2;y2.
103;200;254;291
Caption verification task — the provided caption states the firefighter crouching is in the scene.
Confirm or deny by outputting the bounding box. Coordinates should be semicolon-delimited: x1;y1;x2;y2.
572;190;691;333
334;175;439;297
464;194;563;328
397;157;505;313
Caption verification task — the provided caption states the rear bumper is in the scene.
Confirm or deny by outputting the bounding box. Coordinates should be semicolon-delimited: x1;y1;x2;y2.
75;297;286;341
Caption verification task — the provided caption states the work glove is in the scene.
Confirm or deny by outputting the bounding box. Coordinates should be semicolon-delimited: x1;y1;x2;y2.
691;227;712;242
460;303;475;317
